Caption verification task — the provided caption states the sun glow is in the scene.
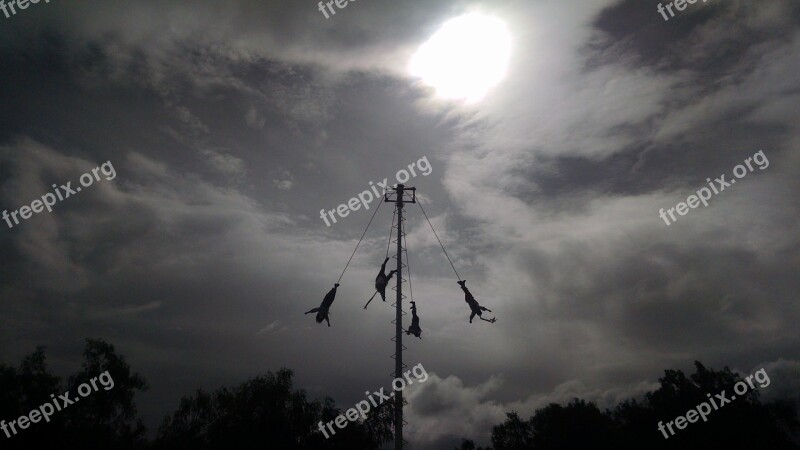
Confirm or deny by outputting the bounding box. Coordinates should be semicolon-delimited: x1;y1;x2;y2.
409;14;512;103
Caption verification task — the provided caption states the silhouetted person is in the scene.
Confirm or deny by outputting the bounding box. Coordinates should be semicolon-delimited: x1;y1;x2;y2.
364;257;397;309
376;257;397;301
406;301;422;339
458;280;496;323
306;283;338;327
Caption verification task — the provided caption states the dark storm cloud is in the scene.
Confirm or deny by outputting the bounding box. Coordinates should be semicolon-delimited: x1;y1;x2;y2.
0;1;474;441
591;0;800;74
422;0;800;444
0;0;798;448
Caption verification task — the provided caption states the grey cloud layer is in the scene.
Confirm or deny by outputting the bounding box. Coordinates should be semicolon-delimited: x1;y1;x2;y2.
0;1;798;448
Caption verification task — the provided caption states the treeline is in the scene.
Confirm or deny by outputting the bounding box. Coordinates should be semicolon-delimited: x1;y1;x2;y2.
458;361;799;450
0;339;392;449
1;340;798;449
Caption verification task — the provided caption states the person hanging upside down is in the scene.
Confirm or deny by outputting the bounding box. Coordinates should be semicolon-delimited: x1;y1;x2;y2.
365;257;397;309
457;280;496;324
406;301;422;339
375;257;397;301
305;283;339;327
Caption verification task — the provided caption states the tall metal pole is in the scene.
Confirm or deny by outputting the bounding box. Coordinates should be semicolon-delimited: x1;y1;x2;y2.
394;183;405;450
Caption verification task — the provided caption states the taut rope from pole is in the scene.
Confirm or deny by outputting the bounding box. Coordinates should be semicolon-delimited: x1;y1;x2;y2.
386;208;396;259
364;206;399;310
337;199;384;284
417;199;461;281
403;224;414;305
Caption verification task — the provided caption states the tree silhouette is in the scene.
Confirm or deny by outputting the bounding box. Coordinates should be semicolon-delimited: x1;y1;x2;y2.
490;401;616;450
613;361;799;450
455;438;491;450
491;412;534;450
154;368;394;449
529;399;616;449
0;339;148;449
62;339;149;448
0;346;61;447
488;361;799;450
1;341;393;449
3;344;797;450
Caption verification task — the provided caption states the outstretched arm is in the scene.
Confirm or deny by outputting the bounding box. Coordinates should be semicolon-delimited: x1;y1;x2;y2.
386;269;397;280
364;290;379;309
380;257;390;274
305;307;320;315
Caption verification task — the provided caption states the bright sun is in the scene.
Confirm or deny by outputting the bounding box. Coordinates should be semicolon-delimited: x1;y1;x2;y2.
409;14;512;103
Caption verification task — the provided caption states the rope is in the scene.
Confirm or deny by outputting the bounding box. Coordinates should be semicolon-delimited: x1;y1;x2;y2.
417;199;461;281
337;199;384;284
365;208;399;310
402;219;414;305
363;290;379;309
386;208;396;259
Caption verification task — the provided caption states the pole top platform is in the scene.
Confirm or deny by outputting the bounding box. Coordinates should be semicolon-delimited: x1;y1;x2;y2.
384;185;417;204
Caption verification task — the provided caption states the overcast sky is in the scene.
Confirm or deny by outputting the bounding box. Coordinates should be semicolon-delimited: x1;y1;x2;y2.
1;0;799;448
